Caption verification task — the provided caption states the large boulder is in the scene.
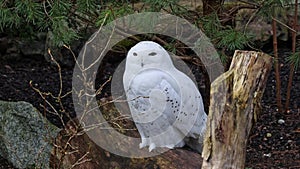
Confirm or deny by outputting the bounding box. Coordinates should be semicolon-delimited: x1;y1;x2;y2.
0;101;60;169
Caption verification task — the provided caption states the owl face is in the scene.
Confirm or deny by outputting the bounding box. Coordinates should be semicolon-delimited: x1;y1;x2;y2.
126;41;174;70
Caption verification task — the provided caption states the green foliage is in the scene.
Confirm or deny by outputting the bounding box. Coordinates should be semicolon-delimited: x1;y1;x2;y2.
0;0;254;53
216;28;251;51
163;40;177;53
0;6;19;30
50;18;79;47
0;0;44;33
0;0;138;46
251;0;294;19
200;14;222;38
287;52;300;70
96;4;134;27
200;13;252;53
76;0;98;13
142;0;179;11
15;0;44;24
0;0;292;67
258;0;285;17
0;0;95;46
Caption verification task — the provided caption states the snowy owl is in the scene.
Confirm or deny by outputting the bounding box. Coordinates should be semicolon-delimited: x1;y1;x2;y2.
123;41;207;152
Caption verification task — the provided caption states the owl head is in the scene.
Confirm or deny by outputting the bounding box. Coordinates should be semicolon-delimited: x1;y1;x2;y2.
125;41;174;70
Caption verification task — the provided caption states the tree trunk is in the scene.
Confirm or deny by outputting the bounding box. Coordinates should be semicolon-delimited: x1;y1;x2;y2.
202;50;273;169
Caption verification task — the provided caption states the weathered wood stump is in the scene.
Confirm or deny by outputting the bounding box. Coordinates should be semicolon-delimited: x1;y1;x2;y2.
202;50;273;169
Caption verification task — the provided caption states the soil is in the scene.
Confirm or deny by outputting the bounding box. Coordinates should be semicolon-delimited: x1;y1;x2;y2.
0;46;299;168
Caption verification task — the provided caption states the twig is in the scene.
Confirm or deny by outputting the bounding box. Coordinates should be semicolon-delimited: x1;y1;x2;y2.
70;152;91;169
243;9;259;34
285;0;298;112
48;49;63;98
272;17;297;33
81;12;109;71
83;14;114;71
64;45;82;72
272;18;283;113
95;76;112;95
31;82;59;114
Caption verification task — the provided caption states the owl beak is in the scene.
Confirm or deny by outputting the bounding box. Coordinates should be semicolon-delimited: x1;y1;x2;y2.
141;57;144;67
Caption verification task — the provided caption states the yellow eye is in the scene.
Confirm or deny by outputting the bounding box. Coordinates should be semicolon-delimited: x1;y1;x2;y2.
148;52;157;56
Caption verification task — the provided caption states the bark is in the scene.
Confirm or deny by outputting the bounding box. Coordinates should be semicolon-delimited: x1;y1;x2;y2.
202;50;273;169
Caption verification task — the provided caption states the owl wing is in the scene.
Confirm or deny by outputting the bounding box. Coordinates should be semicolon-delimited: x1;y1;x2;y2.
125;69;187;151
174;71;207;152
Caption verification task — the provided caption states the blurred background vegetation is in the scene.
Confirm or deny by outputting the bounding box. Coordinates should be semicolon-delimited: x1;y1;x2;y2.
0;0;299;65
1;1;299;112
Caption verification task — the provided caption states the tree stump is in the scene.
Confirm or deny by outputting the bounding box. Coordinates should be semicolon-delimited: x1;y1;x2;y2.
202;50;273;169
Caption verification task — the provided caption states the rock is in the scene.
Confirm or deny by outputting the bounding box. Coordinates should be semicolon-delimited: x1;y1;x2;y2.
263;153;271;157
235;9;274;42
18;32;46;59
278;119;285;124
19;40;45;58
0;101;60;169
0;32;78;67
0;37;22;61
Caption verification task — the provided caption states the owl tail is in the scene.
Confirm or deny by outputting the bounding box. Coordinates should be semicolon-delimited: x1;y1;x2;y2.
184;137;204;153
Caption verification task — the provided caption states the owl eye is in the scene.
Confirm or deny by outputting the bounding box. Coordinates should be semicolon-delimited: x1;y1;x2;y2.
148;52;157;56
133;52;138;56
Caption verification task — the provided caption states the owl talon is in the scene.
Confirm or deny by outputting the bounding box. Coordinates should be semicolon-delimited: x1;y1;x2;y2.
149;143;156;152
165;144;175;149
176;140;185;147
139;142;146;149
139;138;147;148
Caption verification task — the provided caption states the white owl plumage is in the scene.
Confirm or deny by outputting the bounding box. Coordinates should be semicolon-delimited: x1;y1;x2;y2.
123;41;207;152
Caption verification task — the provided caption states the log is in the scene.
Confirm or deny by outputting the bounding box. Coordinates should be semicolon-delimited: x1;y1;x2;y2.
202;50;273;169
51;117;202;169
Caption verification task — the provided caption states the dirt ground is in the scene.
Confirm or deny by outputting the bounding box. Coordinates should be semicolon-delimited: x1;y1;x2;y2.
0;46;299;168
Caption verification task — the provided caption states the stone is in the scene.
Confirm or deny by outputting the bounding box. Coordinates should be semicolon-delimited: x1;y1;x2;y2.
278;119;285;124
0;100;60;169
